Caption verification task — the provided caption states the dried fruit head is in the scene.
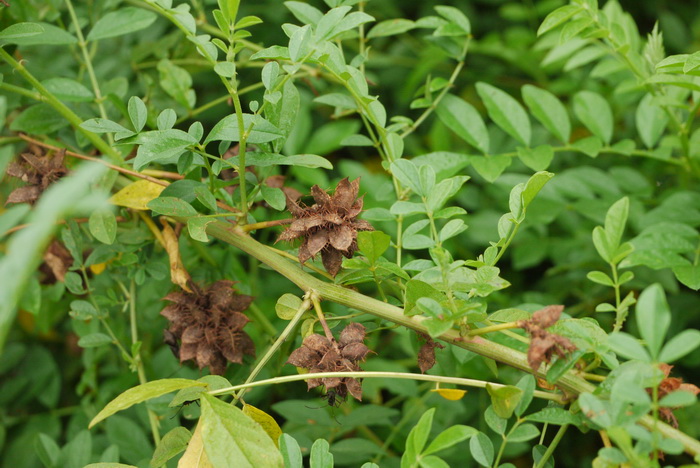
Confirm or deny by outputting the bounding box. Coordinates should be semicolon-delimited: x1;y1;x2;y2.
160;280;255;375
277;178;374;276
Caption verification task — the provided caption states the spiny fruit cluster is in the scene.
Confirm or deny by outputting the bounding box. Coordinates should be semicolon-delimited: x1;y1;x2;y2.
278;177;373;277
161;280;255;375
287;323;371;401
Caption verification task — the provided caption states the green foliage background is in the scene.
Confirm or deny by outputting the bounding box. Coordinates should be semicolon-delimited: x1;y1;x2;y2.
1;0;700;467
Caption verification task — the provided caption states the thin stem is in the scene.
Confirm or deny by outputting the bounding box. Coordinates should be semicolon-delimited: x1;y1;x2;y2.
127;280;161;444
64;0;113;145
0;82;42;100
400;37;471;139
312;293;335;341
494;419;522;466
0;48;122;162
534;424;569;468
242;218;293;232
232;294;312;402
211;371;565;403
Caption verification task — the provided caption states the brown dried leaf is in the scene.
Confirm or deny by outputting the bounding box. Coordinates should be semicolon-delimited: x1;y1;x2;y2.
307;230;329;257
345;378;363;401
161;219;192;292
531;305;564;328
341;342;370;361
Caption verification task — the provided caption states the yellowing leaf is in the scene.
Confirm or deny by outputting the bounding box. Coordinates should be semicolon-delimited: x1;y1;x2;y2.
161;219;192;292
431;388;467;401
109;179;166;210
178;422;213;468
90;262;107;275
243;404;283;447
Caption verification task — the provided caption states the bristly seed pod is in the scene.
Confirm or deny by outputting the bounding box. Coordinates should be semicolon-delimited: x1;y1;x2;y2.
277;178;374;276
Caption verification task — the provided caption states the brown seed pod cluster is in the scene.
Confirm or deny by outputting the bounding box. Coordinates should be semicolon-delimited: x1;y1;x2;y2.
277;178;374;277
518;305;577;372
287;323;371;401
654;363;700;428
160;280;255;375
5;146;68;205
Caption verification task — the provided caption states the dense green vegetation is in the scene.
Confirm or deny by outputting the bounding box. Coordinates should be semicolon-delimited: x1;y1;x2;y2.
1;0;700;466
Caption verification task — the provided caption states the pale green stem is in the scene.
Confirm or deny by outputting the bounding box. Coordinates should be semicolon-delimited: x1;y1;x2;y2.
534;424;569;468
232;294;312;402
211;371;565;403
64;0;113;145
468;322;520;336
126;281;161;445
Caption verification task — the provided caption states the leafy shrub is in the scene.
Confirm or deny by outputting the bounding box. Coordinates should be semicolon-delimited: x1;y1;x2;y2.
1;0;700;467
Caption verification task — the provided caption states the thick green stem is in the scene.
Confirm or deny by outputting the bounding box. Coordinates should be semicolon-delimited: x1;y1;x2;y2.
203;220;700;456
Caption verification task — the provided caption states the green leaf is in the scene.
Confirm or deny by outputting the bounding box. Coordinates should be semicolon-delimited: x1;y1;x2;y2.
521;171;554;209
90;379;206;428
486;384;523;419
635;94;668;148
659;391;697;408
279;434;303;468
514;374;536;417
587;271;614;286
222;152;332;170
214;61;237;78
436;94;489;153
148;197;197;217
476;82;531;146
368;19;415;38
673;264;700;290
434;6;471;34
35;433;60;468
522;85;571;144
235;15;263;29
592;226;611;263
659;329;700;363
87;7;158;41
406;408;435;456
526;407;580;426
2;22;76;45
508;424;540;443
604;197;629;253
357;231;391;265
261;185;286;211
200;394;283;468
573;91;613;144
285;1;324;25
42;78;94;102
275;293;304;320
390;159;422;195
423;425;476;456
10;104;70;135
608;332;651;362
194;186;218;211
636;283;670;359
80;118;133;135
439;219;468;242
158;109;177;131
89;210;117;245
517;145;554;172
537;5;583;35
309;438;334;468
157;59;196;109
187;217;215;242
150;427;191;468
469;155;511;182
484;406;507;435
0;22;44;40
469;432;494;467
572;135;603;158
128;96;148;132
204;114;283;145
289;24;313;62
